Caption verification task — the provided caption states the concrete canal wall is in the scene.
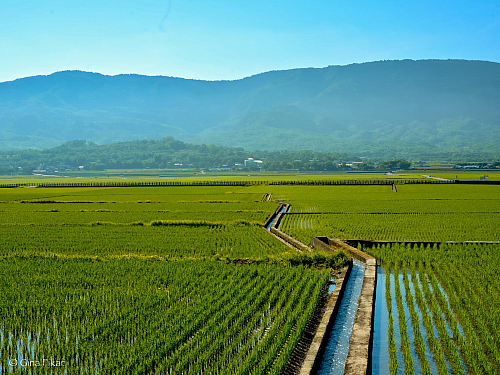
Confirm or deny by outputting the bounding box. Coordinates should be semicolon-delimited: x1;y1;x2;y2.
299;263;352;375
311;237;377;375
344;257;376;375
263;204;284;229
312;237;376;264
270;204;312;252
265;205;377;374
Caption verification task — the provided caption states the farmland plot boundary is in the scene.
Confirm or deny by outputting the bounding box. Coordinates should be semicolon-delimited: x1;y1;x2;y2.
344;239;500;248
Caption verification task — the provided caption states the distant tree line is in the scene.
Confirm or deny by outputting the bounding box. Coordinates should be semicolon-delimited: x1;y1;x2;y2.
377;159;412;170
0;137;424;175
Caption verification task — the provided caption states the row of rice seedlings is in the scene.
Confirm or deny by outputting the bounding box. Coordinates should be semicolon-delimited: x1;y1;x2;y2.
406;265;449;374
371;244;500;375
401;266;431;374
416;264;464;374
384;267;399;374
424;268;470;372
392;263;414;374
164;271;295;374
0;223;294;259
434;262;499;373
0;258;330;374
279;212;500;242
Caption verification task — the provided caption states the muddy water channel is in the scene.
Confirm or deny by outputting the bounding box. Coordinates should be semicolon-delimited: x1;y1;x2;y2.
317;259;365;375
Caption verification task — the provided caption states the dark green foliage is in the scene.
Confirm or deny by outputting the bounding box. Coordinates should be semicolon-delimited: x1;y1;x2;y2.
0;136;353;173
378;159;412;170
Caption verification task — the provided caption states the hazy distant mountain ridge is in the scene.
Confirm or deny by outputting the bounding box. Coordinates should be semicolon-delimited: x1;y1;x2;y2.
1;60;499;158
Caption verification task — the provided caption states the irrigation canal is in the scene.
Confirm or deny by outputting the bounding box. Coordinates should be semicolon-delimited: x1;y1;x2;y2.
371;266;390;374
264;204;374;374
265;204;289;231
265;198;482;374
264;202;468;374
316;259;366;375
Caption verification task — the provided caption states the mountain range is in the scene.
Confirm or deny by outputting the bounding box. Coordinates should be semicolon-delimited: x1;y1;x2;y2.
1;59;499;159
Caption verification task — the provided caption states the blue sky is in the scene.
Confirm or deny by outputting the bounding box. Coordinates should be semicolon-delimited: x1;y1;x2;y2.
1;0;499;82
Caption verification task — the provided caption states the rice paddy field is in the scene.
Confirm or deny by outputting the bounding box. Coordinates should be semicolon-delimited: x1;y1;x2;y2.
278;184;500;242
368;243;500;375
1;178;499;374
275;183;500;374
0;184;344;374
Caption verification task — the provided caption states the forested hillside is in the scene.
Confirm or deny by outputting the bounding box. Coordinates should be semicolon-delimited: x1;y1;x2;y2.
1;60;499;159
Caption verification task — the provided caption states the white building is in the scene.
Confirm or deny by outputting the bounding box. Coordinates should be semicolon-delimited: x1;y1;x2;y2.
244;158;263;167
